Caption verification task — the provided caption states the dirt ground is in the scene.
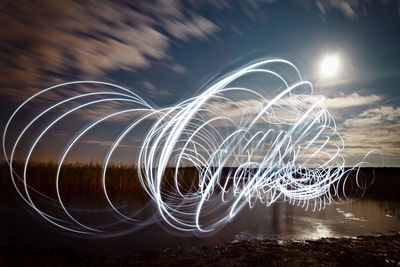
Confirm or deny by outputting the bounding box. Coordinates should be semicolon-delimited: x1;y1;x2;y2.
1;234;399;266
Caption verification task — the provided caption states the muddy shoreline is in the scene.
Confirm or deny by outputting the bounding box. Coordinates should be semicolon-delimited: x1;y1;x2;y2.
1;234;399;266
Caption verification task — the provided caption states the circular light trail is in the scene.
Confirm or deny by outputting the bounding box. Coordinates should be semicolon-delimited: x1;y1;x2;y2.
2;59;372;237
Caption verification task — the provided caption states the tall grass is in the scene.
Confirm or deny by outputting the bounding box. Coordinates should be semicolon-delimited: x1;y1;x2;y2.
0;161;399;199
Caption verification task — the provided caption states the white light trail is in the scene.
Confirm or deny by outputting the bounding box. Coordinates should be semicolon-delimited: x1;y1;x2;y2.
2;59;373;236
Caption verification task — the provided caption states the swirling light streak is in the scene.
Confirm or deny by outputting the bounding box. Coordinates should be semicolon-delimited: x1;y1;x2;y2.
2;59;372;236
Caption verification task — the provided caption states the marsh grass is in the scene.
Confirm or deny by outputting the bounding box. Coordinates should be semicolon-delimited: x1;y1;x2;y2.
0;161;398;200
0;161;201;202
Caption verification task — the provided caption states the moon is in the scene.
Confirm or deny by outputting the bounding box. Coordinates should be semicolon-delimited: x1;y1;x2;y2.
320;55;339;78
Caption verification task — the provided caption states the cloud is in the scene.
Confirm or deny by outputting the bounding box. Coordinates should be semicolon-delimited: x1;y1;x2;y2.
0;0;219;103
203;94;334;127
299;0;359;19
168;63;187;74
142;81;171;98
165;15;219;41
205;92;384;123
69;100;155;122
3;0;396;105
81;139;139;149
319;0;357;19
342;124;400;156
204;92;400;162
344;106;400;127
298;0;399;20
338;105;400;160
143;81;157;92
322;93;383;109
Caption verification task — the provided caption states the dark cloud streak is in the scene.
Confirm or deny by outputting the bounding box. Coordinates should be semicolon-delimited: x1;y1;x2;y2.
0;0;219;102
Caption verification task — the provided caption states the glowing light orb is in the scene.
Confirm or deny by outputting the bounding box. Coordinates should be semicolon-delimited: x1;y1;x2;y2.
320;55;339;78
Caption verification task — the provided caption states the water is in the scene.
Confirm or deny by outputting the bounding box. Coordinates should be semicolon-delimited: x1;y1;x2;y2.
1;184;399;253
231;199;399;242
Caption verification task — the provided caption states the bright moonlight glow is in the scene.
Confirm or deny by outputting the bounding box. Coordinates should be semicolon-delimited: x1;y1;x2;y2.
320;55;339;78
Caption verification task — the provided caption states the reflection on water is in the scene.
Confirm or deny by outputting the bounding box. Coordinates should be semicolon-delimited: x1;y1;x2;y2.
1;196;399;252
232;199;400;243
1;178;400;252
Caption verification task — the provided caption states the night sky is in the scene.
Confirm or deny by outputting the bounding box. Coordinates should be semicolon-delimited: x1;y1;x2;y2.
1;0;400;166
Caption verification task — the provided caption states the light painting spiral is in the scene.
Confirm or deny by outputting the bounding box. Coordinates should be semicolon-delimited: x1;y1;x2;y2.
2;59;372;237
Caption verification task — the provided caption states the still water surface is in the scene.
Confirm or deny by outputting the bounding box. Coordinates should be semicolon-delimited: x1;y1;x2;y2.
1;188;399;253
